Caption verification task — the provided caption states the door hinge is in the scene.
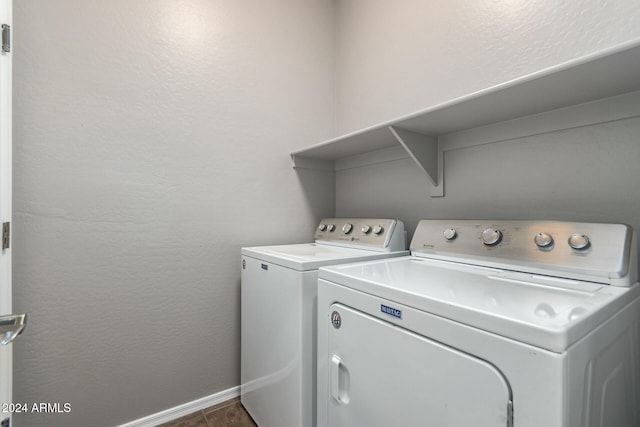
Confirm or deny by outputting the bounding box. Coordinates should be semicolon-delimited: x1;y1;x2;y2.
507;400;513;427
2;24;10;54
2;222;9;250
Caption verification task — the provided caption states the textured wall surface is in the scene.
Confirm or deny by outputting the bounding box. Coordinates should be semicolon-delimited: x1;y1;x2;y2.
334;0;640;238
336;0;640;133
12;1;335;426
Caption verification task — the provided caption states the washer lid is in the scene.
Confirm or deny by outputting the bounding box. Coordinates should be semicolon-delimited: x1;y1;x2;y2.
242;243;408;271
319;257;640;352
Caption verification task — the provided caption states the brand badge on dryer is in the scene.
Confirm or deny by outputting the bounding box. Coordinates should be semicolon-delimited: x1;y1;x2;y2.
381;304;402;319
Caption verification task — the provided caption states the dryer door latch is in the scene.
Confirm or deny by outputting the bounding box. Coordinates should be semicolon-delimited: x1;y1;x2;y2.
1;24;9;54
2;222;9;250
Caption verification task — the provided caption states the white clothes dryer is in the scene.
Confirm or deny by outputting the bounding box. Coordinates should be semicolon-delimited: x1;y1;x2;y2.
317;220;640;427
241;218;408;427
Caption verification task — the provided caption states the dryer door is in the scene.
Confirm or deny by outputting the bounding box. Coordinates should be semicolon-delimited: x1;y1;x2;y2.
325;304;512;427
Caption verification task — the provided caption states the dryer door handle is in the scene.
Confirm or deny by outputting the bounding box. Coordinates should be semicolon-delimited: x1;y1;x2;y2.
331;355;341;401
330;355;350;404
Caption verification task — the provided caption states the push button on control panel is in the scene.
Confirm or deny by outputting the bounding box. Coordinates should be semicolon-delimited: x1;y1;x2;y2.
482;228;502;246
534;232;554;248
568;233;590;250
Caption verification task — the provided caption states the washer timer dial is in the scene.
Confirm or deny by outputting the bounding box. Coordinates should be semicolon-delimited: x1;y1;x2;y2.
342;223;353;234
443;228;457;241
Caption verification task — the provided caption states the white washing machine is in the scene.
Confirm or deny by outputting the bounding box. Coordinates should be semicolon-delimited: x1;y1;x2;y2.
241;218;408;427
317;220;640;427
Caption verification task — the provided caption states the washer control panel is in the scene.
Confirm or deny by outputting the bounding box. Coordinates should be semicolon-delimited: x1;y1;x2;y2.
315;218;404;250
410;220;635;285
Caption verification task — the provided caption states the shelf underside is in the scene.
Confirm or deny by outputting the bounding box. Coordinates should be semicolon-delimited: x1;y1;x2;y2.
292;40;640;164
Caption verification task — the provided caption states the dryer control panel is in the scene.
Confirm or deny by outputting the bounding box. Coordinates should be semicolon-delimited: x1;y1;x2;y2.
410;220;637;286
315;218;406;252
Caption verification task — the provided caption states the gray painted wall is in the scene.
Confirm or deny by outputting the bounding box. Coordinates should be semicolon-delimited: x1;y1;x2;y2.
336;117;640;241
335;0;640;134
334;0;640;241
12;1;335;426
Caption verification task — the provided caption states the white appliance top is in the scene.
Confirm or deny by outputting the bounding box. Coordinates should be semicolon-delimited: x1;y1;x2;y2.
241;218;408;271
319;220;640;352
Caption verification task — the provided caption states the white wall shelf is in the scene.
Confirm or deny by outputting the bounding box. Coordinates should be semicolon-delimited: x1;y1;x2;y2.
291;39;640;197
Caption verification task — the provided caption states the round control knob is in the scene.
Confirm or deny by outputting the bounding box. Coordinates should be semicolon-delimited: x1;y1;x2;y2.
318;224;327;232
534;232;554;248
443;228;457;241
327;224;335;232
568;233;590;250
342;223;353;234
361;225;372;234
481;228;502;246
373;225;384;235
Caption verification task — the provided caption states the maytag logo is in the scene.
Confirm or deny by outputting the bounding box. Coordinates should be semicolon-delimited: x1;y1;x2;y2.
380;304;402;319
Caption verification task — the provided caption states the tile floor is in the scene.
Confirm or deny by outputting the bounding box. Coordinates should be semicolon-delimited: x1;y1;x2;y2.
158;397;257;427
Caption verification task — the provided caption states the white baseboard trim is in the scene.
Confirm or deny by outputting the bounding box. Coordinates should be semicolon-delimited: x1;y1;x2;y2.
117;385;240;427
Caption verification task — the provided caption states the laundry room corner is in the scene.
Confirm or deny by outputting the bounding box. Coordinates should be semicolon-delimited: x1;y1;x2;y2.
6;0;640;426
